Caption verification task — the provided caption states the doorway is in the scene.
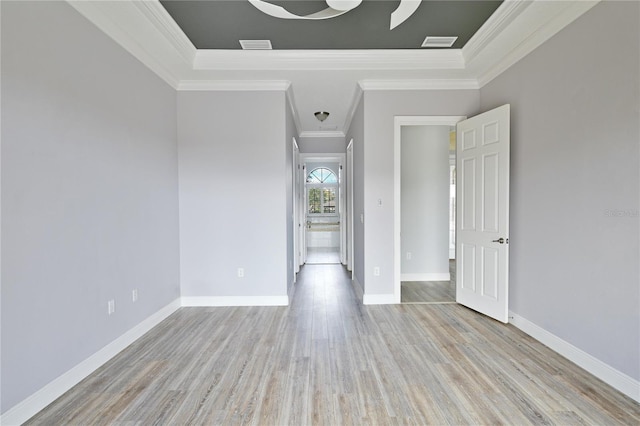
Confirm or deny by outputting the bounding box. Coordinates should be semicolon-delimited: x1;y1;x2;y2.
299;154;346;266
393;116;465;304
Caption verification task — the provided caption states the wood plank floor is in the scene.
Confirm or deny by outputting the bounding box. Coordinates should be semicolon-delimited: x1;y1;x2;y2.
401;260;456;304
28;264;639;425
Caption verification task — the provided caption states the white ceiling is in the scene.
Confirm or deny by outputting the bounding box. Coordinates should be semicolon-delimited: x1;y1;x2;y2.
67;0;599;137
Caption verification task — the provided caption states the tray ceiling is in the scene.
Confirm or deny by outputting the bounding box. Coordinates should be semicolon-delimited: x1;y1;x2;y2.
159;0;502;50
67;0;600;136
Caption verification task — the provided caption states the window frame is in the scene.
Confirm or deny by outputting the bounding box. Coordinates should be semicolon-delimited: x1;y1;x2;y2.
306;167;339;217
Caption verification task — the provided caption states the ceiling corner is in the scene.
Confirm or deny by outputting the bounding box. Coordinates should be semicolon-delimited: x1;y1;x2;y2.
464;0;601;88
66;0;193;89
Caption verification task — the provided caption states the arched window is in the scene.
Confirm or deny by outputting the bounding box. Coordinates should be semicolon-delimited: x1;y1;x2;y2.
306;167;337;184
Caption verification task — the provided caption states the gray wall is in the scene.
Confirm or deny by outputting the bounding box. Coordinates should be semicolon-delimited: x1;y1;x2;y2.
363;90;479;296
401;126;450;277
178;91;288;299
480;1;639;380
298;136;346;153
1;1;180;412
345;95;365;290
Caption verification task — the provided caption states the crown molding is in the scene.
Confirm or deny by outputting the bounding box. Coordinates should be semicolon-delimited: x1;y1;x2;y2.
285;85;303;137
193;49;465;71
66;0;190;89
465;0;600;87
131;0;196;66
343;83;364;134
359;79;479;91
177;80;291;91
463;0;534;65
67;0;601;133
299;131;346;138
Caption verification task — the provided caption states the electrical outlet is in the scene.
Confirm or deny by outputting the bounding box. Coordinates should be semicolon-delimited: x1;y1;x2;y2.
237;267;244;278
406;252;412;260
373;267;380;276
107;299;115;315
132;289;138;303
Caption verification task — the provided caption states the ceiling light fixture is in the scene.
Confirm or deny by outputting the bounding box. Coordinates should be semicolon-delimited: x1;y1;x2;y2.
315;111;330;122
249;0;421;30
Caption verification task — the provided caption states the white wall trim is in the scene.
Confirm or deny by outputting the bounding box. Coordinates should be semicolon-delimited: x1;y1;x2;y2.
299;130;346;138
66;0;186;89
177;80;291;91
193;49;465;71
0;299;182;426
359;79;479;91
510;311;640;403
181;296;289;307
130;0;196;66
401;273;450;282
463;0;533;66
343;84;364;135
286;85;303;137
363;293;397;305
467;0;600;87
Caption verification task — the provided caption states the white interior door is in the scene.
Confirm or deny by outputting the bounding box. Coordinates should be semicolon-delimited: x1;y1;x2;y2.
456;104;510;323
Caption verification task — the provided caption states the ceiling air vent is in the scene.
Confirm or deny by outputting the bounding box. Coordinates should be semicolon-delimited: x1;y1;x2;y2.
421;36;458;48
239;40;273;50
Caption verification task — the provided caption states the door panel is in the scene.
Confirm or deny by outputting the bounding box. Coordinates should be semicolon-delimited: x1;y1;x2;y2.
456;104;510;323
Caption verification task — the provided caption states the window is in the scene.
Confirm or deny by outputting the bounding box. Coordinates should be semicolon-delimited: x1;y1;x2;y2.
307;167;338;215
307;187;337;214
308;188;322;214
306;167;337;184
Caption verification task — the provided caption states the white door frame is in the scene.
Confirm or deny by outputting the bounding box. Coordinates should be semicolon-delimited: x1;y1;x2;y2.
346;139;354;275
393;116;466;303
292;138;300;277
300;164;307;265
300;153;346;263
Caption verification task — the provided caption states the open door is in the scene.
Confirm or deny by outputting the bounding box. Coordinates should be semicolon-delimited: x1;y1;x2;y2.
456;104;510;323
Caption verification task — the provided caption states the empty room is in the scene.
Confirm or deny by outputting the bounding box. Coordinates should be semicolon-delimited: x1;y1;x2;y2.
1;0;639;424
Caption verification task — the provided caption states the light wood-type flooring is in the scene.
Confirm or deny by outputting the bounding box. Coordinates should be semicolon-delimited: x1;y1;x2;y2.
28;264;639;425
401;260;456;304
305;247;341;265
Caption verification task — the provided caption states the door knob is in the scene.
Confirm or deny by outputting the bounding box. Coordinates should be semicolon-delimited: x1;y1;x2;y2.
492;237;505;244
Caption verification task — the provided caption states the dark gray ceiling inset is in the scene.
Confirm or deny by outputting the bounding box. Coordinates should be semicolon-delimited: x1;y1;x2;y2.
159;0;503;50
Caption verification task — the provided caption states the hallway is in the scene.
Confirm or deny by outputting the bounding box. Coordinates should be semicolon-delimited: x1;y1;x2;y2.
27;264;639;424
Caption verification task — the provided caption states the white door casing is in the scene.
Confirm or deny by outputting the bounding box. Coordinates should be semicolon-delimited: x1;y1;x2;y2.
347;139;354;274
293;138;300;275
340;163;346;265
456;104;510;323
301;163;307;265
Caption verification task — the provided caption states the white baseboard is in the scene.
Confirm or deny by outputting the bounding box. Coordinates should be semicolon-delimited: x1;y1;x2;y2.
363;293;397;305
509;311;640;403
0;299;182;426
181;295;289;307
401;273;450;282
